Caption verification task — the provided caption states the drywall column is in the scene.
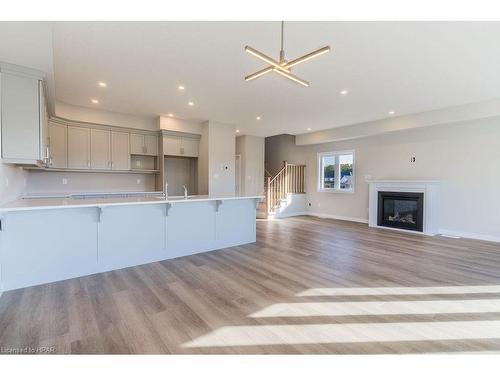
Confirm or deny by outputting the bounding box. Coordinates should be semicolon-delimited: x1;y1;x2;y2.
236;135;265;196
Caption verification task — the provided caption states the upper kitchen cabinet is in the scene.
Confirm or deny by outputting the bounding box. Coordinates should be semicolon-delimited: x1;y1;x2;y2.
90;128;111;170
48;122;67;168
0;62;47;164
67;126;91;169
130;133;158;156
111;131;130;170
163;133;200;157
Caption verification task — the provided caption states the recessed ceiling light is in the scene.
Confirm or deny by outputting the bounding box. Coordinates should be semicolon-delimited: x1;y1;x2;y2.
98;82;107;88
340;90;348;95
91;99;99;104
236;129;240;133
167;113;174;117
178;85;185;90
389;111;395;115
306;127;312;131
188;101;194;106
256;116;261;120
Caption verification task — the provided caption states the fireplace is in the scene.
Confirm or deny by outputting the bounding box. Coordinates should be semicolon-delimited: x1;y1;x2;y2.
377;191;424;232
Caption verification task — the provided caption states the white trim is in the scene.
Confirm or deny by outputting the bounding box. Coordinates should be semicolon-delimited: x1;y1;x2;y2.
306;211;368;224
439;229;500;244
274;211;308;219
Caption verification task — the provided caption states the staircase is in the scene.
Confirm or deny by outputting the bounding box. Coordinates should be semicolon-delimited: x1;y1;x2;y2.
257;161;306;219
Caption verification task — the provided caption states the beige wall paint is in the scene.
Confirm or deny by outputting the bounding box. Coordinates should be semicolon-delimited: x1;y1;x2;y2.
267;117;500;240
197;122;209;195
207;121;235;196
236;135;265;196
55;101;158;131
159;116;203;134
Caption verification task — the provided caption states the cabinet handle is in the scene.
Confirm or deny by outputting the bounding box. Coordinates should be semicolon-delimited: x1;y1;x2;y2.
87;160;90;168
49;157;53;167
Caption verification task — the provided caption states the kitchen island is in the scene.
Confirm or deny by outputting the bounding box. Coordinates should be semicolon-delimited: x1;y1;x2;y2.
0;194;262;291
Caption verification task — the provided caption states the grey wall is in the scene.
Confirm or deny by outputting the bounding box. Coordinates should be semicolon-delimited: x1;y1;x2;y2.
164;157;197;196
266;117;500;241
25;171;156;194
265;134;307;176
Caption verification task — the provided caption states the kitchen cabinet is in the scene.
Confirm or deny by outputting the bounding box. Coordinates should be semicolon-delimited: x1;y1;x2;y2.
67;126;91;169
163;135;182;156
145;134;158;156
47;122;67;168
90;129;111;170
163;134;199;157
111;131;130;170
0;63;46;164
181;137;199;157
130;133;158;156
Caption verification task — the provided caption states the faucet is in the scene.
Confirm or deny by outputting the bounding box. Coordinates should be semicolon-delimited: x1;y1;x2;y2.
164;182;168;200
183;185;188;199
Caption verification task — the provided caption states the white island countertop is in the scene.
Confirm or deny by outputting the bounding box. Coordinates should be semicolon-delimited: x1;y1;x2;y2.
0;194;264;213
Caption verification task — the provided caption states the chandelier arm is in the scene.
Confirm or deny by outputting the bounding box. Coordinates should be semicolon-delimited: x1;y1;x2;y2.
245;46;290;73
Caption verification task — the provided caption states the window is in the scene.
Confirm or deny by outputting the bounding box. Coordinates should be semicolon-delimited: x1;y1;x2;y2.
318;151;354;192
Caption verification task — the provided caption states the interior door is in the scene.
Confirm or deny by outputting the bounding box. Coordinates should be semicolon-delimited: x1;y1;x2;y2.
48;122;67;168
90;129;111;170
111;131;130;170
67;126;91;169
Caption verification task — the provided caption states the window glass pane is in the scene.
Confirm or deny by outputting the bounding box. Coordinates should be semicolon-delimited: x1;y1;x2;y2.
322;155;335;189
339;154;353;190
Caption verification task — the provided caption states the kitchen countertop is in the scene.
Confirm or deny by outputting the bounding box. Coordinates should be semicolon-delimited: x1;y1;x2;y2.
0;194;264;213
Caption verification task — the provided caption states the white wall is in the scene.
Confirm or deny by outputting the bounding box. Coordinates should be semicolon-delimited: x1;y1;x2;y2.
268;117;500;241
55;101;158;131
236;135;265;196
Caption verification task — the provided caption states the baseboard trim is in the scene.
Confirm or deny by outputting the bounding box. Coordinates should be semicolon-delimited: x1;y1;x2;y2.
274;211;308;219
306;212;369;224
439;229;500;244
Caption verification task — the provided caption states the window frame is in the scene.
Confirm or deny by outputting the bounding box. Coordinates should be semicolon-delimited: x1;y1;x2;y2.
317;150;355;193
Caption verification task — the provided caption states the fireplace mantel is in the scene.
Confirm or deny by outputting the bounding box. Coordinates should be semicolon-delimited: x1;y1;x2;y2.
367;180;440;235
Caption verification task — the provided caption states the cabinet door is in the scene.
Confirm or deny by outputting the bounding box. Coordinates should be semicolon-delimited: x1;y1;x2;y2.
162;135;181;156
90;129;111;170
130;133;145;154
111;131;130;170
181;137;200;157
145;134;158;156
0;72;41;162
67;126;91;169
48;123;67;168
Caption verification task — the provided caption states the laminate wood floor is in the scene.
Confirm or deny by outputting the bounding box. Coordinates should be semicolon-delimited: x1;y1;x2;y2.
3;216;500;354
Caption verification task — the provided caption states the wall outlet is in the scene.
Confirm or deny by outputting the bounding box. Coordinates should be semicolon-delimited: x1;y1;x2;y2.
136;160;141;167
62;178;68;185
410;156;416;163
136;179;141;185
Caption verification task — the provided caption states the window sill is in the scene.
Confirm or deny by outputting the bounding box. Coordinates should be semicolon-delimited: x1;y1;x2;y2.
318;188;355;194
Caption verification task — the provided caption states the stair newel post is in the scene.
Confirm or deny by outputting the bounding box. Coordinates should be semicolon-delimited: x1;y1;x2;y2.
266;177;271;214
284;161;288;197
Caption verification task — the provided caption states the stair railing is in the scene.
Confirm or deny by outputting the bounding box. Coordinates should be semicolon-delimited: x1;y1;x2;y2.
266;161;306;214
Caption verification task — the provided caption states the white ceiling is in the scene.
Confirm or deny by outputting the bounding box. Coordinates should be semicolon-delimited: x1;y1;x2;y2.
47;22;500;136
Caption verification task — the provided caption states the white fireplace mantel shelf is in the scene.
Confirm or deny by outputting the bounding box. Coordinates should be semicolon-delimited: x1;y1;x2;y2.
367;180;440;235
